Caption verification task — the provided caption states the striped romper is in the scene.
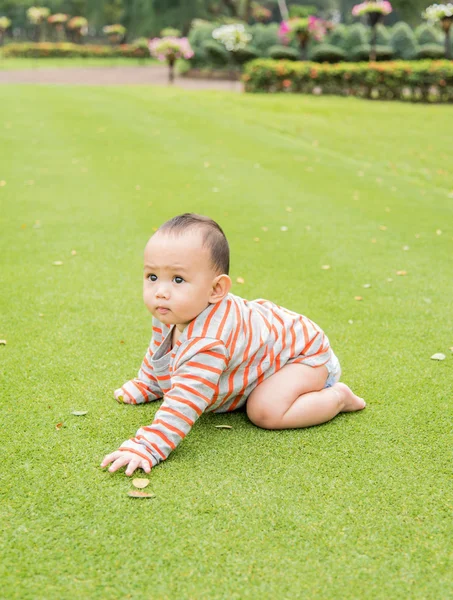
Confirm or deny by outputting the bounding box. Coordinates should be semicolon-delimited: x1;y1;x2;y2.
118;293;341;468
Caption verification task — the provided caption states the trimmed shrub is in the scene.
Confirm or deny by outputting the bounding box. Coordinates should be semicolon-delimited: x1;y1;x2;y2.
415;44;445;59
233;45;260;64
188;22;216;53
350;44;394;62
243;58;453;103
1;42;151;59
202;40;229;66
249;23;279;55
414;24;442;45
390;22;418;60
267;45;300;60
309;44;347;63
326;24;349;51
344;23;368;54
375;25;391;46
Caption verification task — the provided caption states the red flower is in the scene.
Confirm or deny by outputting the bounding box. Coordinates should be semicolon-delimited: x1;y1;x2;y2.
282;79;292;88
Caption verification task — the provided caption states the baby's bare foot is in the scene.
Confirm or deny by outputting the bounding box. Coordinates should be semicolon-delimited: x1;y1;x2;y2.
332;382;366;412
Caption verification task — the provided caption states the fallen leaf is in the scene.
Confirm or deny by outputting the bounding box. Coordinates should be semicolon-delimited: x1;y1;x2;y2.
280;226;288;232
396;270;407;276
204;161;210;168
0;180;6;187
423;298;432;304
371;238;377;243
39;313;44;317
253;237;260;242
71;250;77;256
387;278;393;282
321;265;331;270
120;340;125;344
53;261;63;266
305;225;311;231
385;207;391;212
436;229;442;235
0;340;6;345
116;395;125;403
254;163;261;168
415;234;420;238
55;422;64;430
430;353;446;361
212;187;219;193
236;277;245;284
363;284;371;288
402;246;410;251
71;410;88;416
449;347;453;352
354;296;363;301
379;225;387;231
348;319;354;324
135;185;141;190
127;490;155;499
357;170;364;177
286;207;293;212
261;226;268;232
215;425;232;429
132;478;150;489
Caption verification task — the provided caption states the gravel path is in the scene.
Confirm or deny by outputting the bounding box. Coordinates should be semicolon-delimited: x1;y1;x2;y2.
0;65;243;91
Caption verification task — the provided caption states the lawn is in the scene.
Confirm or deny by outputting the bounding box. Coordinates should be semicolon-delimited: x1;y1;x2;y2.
1;85;452;599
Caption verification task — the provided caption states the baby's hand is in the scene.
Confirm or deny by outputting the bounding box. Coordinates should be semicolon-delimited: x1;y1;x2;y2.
101;450;151;476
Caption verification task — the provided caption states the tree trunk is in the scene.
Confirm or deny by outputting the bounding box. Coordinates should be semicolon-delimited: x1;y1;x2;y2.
168;57;175;84
441;17;452;60
370;23;377;61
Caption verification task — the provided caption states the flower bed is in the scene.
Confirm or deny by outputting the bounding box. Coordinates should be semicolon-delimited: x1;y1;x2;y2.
243;58;453;102
1;42;151;59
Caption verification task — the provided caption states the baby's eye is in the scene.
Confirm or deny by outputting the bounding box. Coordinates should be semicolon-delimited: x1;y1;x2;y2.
173;276;184;284
148;274;157;282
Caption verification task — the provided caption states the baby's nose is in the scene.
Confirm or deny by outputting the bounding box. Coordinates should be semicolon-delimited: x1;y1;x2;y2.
155;285;170;299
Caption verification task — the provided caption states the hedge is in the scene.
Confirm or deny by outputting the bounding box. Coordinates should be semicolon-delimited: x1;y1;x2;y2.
1;42;151;59
243;59;453;103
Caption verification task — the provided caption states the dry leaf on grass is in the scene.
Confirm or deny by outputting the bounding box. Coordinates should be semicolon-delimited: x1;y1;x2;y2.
71;411;88;416
71;250;77;256
321;265;331;270
363;284;371;289
253;237;260;242
55;422;64;430
396;270;407;276
379;226;387;231
127;490;155;499
280;226;288;232
215;425;232;429
0;340;6;345
236;277;245;284
354;296;363;301
132;478;150;489
431;353;446;361
53;261;63;266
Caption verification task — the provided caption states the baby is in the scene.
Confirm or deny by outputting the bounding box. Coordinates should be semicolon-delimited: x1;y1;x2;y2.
101;213;365;476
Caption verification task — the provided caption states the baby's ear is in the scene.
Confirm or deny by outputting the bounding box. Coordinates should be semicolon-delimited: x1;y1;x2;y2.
210;274;231;304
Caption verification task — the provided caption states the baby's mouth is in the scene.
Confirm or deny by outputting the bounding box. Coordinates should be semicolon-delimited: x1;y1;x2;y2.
156;307;170;315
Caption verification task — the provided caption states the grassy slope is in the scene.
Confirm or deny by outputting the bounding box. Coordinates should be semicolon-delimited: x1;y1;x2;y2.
0;86;452;600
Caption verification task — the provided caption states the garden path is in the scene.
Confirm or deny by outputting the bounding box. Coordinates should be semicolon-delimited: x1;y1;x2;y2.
0;65;243;91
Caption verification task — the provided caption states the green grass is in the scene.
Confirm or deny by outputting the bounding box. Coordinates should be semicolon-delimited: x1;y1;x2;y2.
0;57;157;70
1;86;452;600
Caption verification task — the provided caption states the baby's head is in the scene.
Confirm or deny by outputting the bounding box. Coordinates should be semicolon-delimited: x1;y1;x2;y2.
143;213;232;329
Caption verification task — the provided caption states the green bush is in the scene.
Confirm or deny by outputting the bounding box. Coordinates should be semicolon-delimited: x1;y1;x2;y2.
188;21;216;53
350;44;394;61
243;58;453;103
267;45;300;60
326;24;349;51
0;42;151;59
344;23;368;54
309;44;347;63
202;40;229;66
249;23;279;55
390;22;418;60
288;5;317;18
375;25;391;46
414;23;442;45
233;45;260;64
415;43;445;59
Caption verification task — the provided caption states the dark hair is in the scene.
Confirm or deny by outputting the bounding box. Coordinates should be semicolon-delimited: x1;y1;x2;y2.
157;213;230;275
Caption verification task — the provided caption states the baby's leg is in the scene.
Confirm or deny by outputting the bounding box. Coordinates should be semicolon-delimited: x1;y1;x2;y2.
246;363;365;430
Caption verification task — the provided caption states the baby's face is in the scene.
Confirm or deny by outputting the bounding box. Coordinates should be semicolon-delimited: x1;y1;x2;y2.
143;230;219;330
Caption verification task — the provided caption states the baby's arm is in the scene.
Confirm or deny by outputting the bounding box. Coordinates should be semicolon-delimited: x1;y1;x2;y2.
115;343;163;405
102;338;229;475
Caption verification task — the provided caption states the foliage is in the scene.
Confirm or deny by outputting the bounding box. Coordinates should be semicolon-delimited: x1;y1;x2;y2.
344;22;368;52
212;23;252;50
415;42;445;58
390;21;418;59
279;17;327;43
350;43;394;60
375;24;390;44
243;57;453;102
423;3;453;21
326;23;349;50
288;4;317;18
160;27;182;37
309;42;347;62
414;23;443;44
202;39;230;64
103;23;126;36
0;16;11;30
251;2;272;22
1;41;152;58
232;43;260;63
27;7;50;24
67;16;88;30
149;36;193;61
48;13;69;24
352;1;392;17
267;44;300;59
248;22;279;53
